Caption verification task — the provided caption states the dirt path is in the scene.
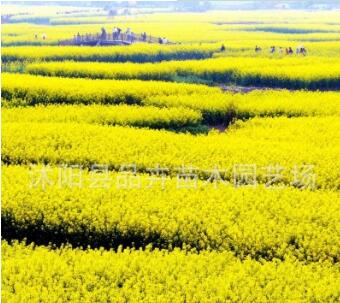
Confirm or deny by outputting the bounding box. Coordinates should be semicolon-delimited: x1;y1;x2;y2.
207;123;228;133
219;85;285;93
218;84;339;93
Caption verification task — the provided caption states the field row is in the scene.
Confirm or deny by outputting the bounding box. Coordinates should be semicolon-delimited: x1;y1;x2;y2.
2;91;340;131
2;73;217;107
3;20;340;47
1;44;218;62
3;117;340;189
2;105;203;131
144;91;340;122
3;74;340;123
25;57;340;89
2;165;340;261
3;240;339;303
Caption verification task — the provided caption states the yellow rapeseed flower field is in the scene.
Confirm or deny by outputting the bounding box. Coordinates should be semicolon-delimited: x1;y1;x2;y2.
2;104;202;129
3;240;339;303
2;5;340;302
3;117;340;189
3;165;339;261
25;57;340;89
2;73;218;106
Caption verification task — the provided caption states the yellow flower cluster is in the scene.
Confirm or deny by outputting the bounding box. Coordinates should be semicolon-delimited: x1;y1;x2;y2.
2;73;217;106
2;104;202;130
146;93;235;123
25;57;340;89
3;240;340;303
3;165;340;261
145;90;340;122
3;117;340;189
3;73;339;123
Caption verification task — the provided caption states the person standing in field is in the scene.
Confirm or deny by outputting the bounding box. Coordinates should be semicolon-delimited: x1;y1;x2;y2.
297;45;307;56
113;27;118;40
130;31;135;43
117;27;122;39
126;28;132;41
100;27;107;40
141;32;147;41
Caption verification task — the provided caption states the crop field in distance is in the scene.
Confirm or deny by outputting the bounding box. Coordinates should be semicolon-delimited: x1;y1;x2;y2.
1;1;340;302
